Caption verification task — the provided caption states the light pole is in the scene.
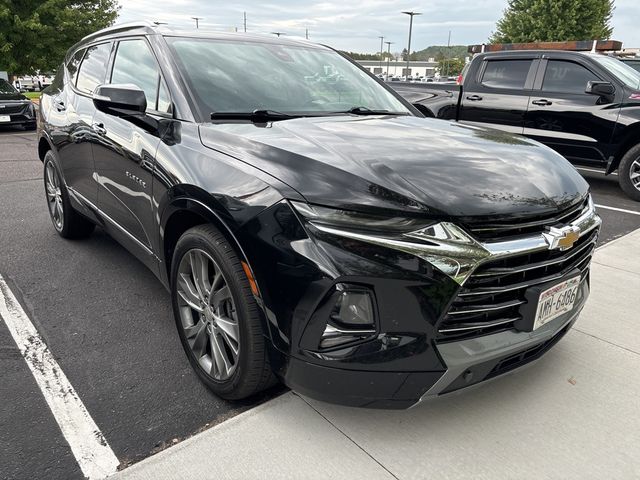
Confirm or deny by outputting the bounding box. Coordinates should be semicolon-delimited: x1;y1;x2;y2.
378;36;384;73
402;11;421;79
191;16;203;29
271;32;285;37
384;41;393;79
445;30;452;77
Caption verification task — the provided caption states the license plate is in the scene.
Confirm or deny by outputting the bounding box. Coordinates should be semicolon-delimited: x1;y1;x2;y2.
533;276;581;330
0;115;10;122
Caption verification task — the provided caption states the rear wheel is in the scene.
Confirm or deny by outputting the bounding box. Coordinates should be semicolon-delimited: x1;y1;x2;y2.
171;224;275;400
43;151;95;238
618;144;640;202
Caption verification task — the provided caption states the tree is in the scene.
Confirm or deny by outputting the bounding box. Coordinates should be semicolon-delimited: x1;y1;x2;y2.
438;57;466;76
0;0;120;75
401;48;408;61
490;0;614;43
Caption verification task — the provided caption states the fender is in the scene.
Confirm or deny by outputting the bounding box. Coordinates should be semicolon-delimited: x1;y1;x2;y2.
608;121;640;174
157;185;273;300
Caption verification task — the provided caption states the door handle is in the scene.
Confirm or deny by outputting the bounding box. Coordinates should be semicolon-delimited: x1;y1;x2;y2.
532;99;553;106
53;99;66;112
91;122;107;136
466;95;483;101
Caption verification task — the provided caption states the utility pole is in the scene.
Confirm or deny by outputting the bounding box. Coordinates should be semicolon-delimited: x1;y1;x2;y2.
306;28;309;40
378;36;384;73
402;11;421;79
191;16;203;29
445;30;451;77
243;12;247;32
384;41;394;79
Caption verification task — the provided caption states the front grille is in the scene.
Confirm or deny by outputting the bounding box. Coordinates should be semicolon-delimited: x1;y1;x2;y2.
463;198;589;241
438;227;598;341
0;103;28;115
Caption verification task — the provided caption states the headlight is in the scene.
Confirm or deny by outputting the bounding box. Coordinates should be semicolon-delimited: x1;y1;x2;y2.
290;200;487;285
290;201;433;234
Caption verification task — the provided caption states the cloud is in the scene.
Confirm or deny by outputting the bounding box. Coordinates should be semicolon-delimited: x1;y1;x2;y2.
117;0;640;53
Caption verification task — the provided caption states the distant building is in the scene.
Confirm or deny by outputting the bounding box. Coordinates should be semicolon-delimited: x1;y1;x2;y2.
356;59;438;78
617;47;640;57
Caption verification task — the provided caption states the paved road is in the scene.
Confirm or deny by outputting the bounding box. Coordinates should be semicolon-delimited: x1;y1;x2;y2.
0;126;281;480
1;124;639;480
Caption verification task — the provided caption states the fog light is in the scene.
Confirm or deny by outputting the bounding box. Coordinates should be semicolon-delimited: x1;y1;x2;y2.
330;285;374;326
319;284;376;349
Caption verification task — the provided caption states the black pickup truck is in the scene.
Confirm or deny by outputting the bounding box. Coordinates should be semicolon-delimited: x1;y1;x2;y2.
391;50;640;200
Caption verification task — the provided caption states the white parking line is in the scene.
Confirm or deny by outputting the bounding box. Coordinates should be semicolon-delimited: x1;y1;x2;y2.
595;203;640;216
0;275;119;479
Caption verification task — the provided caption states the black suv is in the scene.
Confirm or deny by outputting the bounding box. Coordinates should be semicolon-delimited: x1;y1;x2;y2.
38;23;601;408
392;50;640;201
0;78;37;130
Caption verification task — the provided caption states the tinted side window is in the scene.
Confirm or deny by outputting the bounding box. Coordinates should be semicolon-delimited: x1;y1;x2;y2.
76;43;112;94
481;59;532;89
111;39;170;112
542;60;601;94
67;48;86;85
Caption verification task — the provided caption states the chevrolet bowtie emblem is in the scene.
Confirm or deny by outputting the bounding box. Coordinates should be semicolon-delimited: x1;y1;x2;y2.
543;225;581;251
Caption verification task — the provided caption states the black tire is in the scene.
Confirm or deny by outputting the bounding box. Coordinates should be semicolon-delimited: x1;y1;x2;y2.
618;143;640;202
43;151;95;239
171;224;275;400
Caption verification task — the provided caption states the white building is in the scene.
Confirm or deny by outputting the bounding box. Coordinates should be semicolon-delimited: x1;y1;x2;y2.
356;59;438;78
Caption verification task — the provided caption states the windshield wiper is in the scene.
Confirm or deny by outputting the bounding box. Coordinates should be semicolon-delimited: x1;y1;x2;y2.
340;106;408;116
210;109;298;122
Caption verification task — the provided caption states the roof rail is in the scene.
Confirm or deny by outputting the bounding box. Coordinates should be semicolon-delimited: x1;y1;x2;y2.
468;40;623;54
81;21;157;42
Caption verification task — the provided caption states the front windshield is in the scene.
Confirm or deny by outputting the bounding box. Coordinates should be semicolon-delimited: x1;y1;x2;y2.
0;78;18;94
166;37;411;118
593;55;640;89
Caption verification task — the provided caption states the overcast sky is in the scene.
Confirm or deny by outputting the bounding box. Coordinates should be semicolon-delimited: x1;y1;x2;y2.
119;0;640;54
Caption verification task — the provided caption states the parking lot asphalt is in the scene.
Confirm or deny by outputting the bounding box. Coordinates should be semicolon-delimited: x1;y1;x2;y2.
1;124;640;480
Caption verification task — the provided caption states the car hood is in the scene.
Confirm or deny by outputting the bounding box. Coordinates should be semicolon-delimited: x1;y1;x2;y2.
199;115;589;219
0;92;28;101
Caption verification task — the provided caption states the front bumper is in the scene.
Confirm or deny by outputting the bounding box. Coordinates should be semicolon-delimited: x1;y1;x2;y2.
0;103;37;127
284;279;587;409
241;199;600;409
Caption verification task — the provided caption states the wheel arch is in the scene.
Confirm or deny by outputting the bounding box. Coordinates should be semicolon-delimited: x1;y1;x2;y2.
159;186;263;300
609;123;640;174
38;134;55;162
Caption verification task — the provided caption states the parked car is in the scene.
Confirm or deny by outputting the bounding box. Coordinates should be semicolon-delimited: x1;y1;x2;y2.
17;75;39;91
37;73;55;90
0;78;37;129
391;50;640;201
38;23;600;408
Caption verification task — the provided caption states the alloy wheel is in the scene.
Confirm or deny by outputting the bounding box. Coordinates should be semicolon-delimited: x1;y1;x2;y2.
630;158;640;192
45;162;64;231
176;248;240;381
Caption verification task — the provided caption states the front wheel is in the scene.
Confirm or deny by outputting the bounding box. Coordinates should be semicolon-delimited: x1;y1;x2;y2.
171;225;275;400
618;143;640;202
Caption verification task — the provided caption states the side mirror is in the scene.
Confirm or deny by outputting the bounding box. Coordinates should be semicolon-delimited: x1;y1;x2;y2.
585;81;615;97
93;84;147;117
